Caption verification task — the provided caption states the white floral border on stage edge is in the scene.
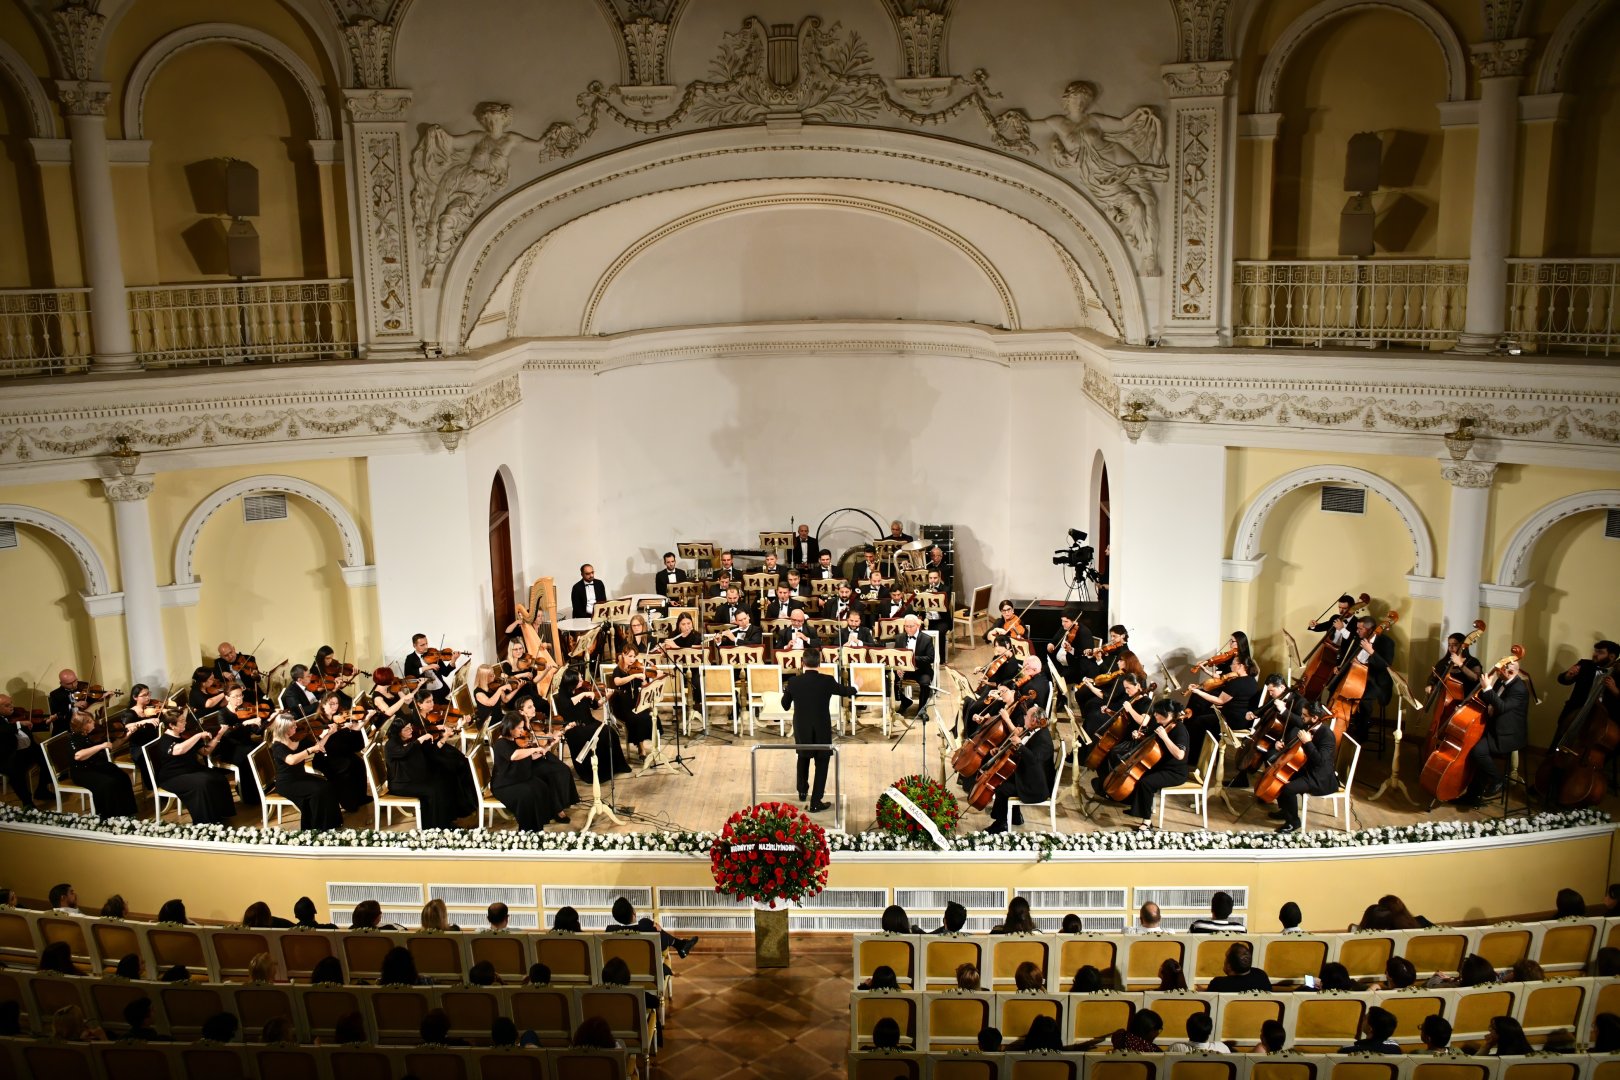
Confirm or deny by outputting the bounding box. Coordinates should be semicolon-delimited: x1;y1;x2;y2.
0;805;1608;858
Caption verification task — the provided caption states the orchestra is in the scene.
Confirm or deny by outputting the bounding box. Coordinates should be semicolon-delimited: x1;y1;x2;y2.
2;526;1609;843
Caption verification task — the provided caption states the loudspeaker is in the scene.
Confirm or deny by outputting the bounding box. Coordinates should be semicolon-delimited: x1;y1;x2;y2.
224;159;259;219
226;219;260;279
1344;132;1382;193
1339;195;1376;258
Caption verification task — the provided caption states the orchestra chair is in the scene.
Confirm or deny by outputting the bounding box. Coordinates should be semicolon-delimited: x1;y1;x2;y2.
1057;936;1119;987
141;741;187;824
848;662;890;736
370;985;433;1044
850;989;923;1050
468;743;509;829
1257;934;1330;984
1217;992;1288;1047
745;664;787;736
440;985;503;1044
341;932;398;984
954;585;993;644
1376;989;1447;1049
278;930;338;984
148;923;211;980
1403;930;1470;979
1476;925;1534;970
40;734;96;817
1536;919;1602;975
1447;984;1520;1046
1125;937;1186;990
1007;738;1067;834
247;741;299;829
362;741;424;831
926;990;995;1048
1300;734;1361;832
1157;733;1219;831
1334;933;1396;982
697;665;737;736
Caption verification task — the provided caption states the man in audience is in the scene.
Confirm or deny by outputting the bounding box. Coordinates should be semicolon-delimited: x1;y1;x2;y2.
976;1027;1002;1052
1167;1012;1230;1053
1127;901;1162;934
1419;1016;1454;1054
606;896;698;959
48;883;79;914
1206;942;1271;992
486;902;509;932
1339;1007;1401;1054
121;997;167;1042
292;896;335;929
1188;891;1244;933
931;901;967;935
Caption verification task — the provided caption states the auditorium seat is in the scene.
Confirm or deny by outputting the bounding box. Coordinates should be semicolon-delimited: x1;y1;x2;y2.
471;932;531;981
852;990;924;1049
213;929;274;982
927;990;994;1047
1068;991;1136;1043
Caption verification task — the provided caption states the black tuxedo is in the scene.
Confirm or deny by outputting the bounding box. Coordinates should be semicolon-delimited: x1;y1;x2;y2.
47;685;77;734
571;578;608;619
883;531;913;543
893;629;935;711
1467;675;1530;798
279;683;320;718
1275;726;1339;829
774;624;819;650
403;651;456;704
782;669;856;803
653;567;688;597
717;624;763;648
851;561;879;585
1307;616;1355;665
1556;659;1619;740
989;725;1055;830
765;599;805;622
0;713;48;808
717;602;746;627
791;536;821;567
835;625;874;649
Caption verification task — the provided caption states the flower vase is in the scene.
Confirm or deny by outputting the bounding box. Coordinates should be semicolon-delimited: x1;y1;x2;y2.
753;904;790;968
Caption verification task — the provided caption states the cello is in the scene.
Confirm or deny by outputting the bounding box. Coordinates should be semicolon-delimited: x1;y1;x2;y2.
967;707;1050;810
1253;703;1337;804
1421;620;1486;761
1101;709;1183;802
1300;592;1370;700
1420;645;1525;804
1534;661;1617;809
1082;683;1156;770
952;689;1033;778
1325;610;1399;730
1236;684;1303;773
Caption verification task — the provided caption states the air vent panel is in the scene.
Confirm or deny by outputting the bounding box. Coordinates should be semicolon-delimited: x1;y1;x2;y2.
243;493;288;522
1320;486;1366;515
0;523;14;550
1605;508;1620;539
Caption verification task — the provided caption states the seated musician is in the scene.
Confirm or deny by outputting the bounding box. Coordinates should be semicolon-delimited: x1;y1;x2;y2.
776;609;818;651
1092;671;1153;771
107;684;163;793
883;520;913;543
1119;700;1191;829
268;714;342;832
383;716;464;829
985;600;1026;645
714;609;763;648
985;705;1055;835
852;547;880;584
654;551;688;597
1460;654;1529;808
311;646;357;710
278;665;321;718
659;611;703;651
892;614;935;716
512;697;580;816
48;668;81;735
1427;632;1484;699
1185;655;1259;756
489;713;566;830
474;665;526;730
860;568;892;610
404;633;458;704
766;583;805;623
1268;704;1338;833
1243;675;1304;750
366;668;412;730
608;645;658;760
922;568;951;647
1553;640;1618;747
959;640;1019;737
760;551;786;580
195;674;260;808
716;584;745;625
499;637;547;712
0;693;52;810
556;668;629;780
214;642;266;703
310;692;368;813
825;582;862;624
838;610;874;650
812;550;838;581
153;709;236;824
873;577;910;623
66;710;138;820
623;613;654;653
1182;632;1253;744
1348;616;1395;741
715;550;737;580
1046;610;1093;685
1078;640;1141;736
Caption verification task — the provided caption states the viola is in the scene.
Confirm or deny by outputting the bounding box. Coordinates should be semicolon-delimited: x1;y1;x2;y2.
1102;713;1184;802
71;683;122;706
1535;663;1618;809
232;656;262;679
1420;644;1525;804
967;710;1051;810
233;701;272;721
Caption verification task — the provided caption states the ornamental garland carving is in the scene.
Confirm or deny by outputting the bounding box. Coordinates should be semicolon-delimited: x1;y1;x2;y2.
1169;107;1215;319
359;131;413;333
1170;0;1233;63
47;2;104;82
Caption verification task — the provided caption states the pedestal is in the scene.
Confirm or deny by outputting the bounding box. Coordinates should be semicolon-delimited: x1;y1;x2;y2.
753;906;790;968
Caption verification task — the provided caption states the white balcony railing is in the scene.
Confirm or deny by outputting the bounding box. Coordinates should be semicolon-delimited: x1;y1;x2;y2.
0;287;93;377
1506;258;1619;356
126;278;357;368
1234;259;1469;348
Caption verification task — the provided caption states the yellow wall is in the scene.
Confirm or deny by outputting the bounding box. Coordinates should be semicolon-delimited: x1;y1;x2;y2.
1553;5;1620;255
0;82;49;288
0;2;52;90
1270;9;1449;258
141;42;325;283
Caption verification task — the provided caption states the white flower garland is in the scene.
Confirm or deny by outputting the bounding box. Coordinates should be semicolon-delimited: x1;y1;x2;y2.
0;804;1606;857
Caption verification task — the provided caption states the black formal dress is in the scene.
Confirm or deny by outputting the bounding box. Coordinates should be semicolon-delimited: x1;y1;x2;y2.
782;669;856;803
153;733;236;824
384;738;461;829
312;724;369;813
1275;726;1339;829
1125;723;1192;820
609;665;655;745
67;731;137;819
558;692;629;780
271;742;342;831
192;689;259;807
112;707;162;792
490;737;563;830
988;725;1056;831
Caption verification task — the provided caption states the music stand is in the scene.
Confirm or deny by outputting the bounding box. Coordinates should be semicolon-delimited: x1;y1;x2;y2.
717;646;764;668
811;578;842;599
593;598;633;624
743;571;777;598
635;675;687;777
758;531;793;552
873;538;904;573
778;651;805;674
666;581;703;609
576;720;625;833
911;591;948;615
677;542;716;579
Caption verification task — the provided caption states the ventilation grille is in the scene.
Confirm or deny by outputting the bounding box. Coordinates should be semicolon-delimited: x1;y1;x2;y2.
1606;509;1620;539
541;886;652;909
1024;889;1129;910
0;523;14;550
895;889;1008;910
1135;887;1248;910
797;889;887;909
429;884;538;908
660;914;754;931
381;909;422;928
448;908;539;930
790;914;885;932
326;882;423;906
656;888;749;910
243;493;288;522
1320;486;1366;515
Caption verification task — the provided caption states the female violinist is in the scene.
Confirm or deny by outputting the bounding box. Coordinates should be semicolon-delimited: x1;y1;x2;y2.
1119;700;1190;828
1182;632;1253;743
490;713;569;830
153;709;236;824
556;668;630;781
311;692;368;813
609;645;658;760
108;684;165;792
205;680;262;808
1461;652;1530;807
310;646;357;709
984;704;1055;834
269;714;342;831
66;709;138;819
1185;654;1259;759
513;696;580;816
1045;610;1092;685
498;638;547;712
408;693;479;820
473;664;525;730
366;668;412;730
383;715;463;829
985;601;1027;645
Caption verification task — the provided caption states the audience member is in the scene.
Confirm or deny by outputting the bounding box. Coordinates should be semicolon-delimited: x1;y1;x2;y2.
1207;942;1270;992
1167;1012;1229;1053
156;899;189;925
524;963;552;986
1061;913;1083;934
1129;901;1162;934
608;896;698;957
350;899;402;931
0;887;16;908
247;952;277;984
1555;888;1587;918
160;964;191;982
293;896;335;929
1379;894;1430;928
260;1016;297;1045
859;965;900;991
1254;1019;1287;1054
1158;958;1188;991
1069;965;1103;993
1381;956;1417;990
309;957;344;985
486;902;509;931
1592;1013;1620;1053
121;996;166;1042
1482;1016;1532;1056
48;883;79;913
113;954;142;980
1112;1009;1164;1052
241;901;292;928
1606;884;1620;917
572;1016;618;1049
871;1017;903;1050
1457;954;1498;987
1017;1015;1064;1052
378;946;425;987
954;962;981;990
976;1026;1003;1052
52;1004;104;1041
1278;902;1303;932
932;901;967;935
1189;892;1244;933
491;1017;520;1047
37;941;76;975
198;1012;239;1044
1509;959;1545;982
1419;1016;1453;1053
329;1012;368;1045
880;904;922;934
1597;947;1620;977
99;895;127;919
467;960;499;986
1338;1007;1400;1053
1316;962;1355;992
420;898;461;932
993;896;1037;935
1013;961;1044;991
419;1007;466;1047
552;906;582;933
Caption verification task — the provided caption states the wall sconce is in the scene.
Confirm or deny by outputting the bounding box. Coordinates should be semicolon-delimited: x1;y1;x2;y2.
1120;401;1150;443
1442;417;1476;461
109;434;141;476
435;413;466;453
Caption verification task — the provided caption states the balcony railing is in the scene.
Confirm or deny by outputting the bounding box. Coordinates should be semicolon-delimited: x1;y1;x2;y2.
127;278;357;369
1506;258;1618;356
0;287;93;377
1234;259;1469;348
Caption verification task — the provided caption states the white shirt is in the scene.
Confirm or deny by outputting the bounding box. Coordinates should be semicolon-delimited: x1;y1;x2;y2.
1168;1040;1230;1054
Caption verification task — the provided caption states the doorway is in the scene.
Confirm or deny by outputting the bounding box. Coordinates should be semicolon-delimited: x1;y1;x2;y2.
489;473;515;645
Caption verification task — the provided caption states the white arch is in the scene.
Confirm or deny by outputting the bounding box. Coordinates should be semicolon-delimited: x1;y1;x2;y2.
1535;0;1616;93
0;38;54;138
122;23;333;140
1494;489;1620;589
437;125;1149;349
0;504;113;597
172;475;368;587
1254;0;1468;114
580;193;1021;334
1230;465;1435;576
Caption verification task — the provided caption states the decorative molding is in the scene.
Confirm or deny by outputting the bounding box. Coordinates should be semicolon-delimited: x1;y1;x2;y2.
1494;489;1620;589
343;17;394;89
1230;464;1435;577
0;38;56;137
100;476;153;503
1172;0;1235;62
343;87;412;123
53;79;109;117
340;564;379;588
106;140;151;165
1479;582;1529;611
1471;37;1533;80
346;112;417;338
1440;460;1497;489
173;475;369;587
1221;556;1266;583
1436;99;1481;128
895;6;947;79
1255;0;1468;113
308;139;344;165
1238;113;1282;139
47;1;104;82
0;503;113;595
1482;0;1532;42
122;24;334;140
1162;62;1232;98
27;138;71;164
81;591;125;618
1162;67;1229;328
578;192;1020;334
1405;574;1445;600
157;582;201;609
1534;0;1613;94
623;17;671;86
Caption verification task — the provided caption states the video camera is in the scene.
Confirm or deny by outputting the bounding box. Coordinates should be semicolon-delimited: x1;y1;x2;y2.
1051;527;1095;570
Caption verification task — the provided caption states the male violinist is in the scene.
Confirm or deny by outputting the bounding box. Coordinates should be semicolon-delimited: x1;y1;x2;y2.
985;704;1054;834
1046;610;1093;685
1553;640;1618;746
0;694;51;810
279;666;321;717
1346;616;1395;741
404;633;457;704
1459;653;1529;808
48;669;82;735
1308;595;1358;664
653;552;688;597
214;642;265;702
791;524;820;568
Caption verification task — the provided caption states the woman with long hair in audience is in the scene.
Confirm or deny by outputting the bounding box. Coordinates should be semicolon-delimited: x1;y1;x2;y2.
490;713;569;830
1592;1013;1620;1054
1481;1016;1532;1056
66;710;138;819
420;898;461;932
269;715;342;831
152;710;236;824
992;896;1036;935
378;946;425;987
1157;958;1188;991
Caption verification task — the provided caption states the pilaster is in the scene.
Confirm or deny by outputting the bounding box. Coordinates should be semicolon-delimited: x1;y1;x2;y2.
1438;459;1498;636
100;475;167;687
55;79;137;371
1235;112;1281;259
342;89;422;357
1159;61;1233;347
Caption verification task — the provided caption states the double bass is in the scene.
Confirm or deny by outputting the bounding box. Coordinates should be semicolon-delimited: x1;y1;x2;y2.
1101;710;1183;802
1421;620;1486;761
967;708;1050;810
1419;645;1525;804
1534;661;1616;809
1300;593;1370;699
1324;610;1399;729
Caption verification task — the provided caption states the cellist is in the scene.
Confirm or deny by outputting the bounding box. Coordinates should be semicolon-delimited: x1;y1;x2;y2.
1425;632;1483;711
1460;653;1530;807
984;704;1054;835
1269;703;1338;834
1121;700;1190;828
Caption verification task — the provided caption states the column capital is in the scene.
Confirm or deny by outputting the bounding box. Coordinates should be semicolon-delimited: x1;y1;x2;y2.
1470;38;1533;80
343;87;413;123
101;475;154;503
343;18;395;90
1161;60;1233;98
54;80;111;117
1441;460;1498;489
48;2;105;82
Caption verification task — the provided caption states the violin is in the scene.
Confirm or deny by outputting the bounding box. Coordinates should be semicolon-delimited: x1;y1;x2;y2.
420;647;462;665
232;656;262;679
200;674;224;695
71;683;123;706
1192;646;1238;672
233;701;272;722
1090;640;1126;661
1183;670;1238;697
987;615;1027;641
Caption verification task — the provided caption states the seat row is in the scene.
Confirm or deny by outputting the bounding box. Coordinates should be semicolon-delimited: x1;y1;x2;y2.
0;909;663;989
0;1036;636;1080
1;969;655;1055
854;921;1620;991
848;979;1620;1055
845;1050;1620;1080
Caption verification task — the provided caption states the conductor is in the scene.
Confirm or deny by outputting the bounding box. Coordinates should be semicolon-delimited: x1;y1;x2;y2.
781;649;856;814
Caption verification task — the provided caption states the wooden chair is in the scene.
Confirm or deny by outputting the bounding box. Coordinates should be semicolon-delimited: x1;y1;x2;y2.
954;585;993;643
363;741;423;831
1157;734;1219;830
